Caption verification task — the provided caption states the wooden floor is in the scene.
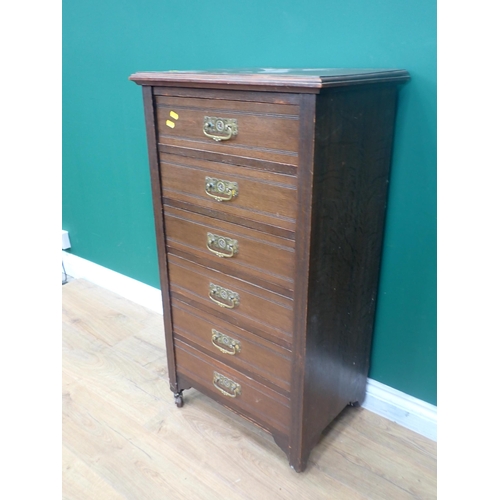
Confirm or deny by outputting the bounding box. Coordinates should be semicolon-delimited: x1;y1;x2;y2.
62;279;436;500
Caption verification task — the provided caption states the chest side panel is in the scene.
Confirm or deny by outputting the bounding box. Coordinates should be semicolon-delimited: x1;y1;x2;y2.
301;84;400;458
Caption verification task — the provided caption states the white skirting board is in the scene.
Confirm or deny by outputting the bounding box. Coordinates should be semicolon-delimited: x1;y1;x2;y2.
62;250;437;441
363;379;436;441
62;251;164;314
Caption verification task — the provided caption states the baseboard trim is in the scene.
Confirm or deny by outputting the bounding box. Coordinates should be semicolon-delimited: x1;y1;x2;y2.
62;251;163;314
62;251;437;441
363;379;436;441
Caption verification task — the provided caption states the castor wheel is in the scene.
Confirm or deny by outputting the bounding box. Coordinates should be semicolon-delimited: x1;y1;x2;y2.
348;401;360;407
174;392;184;408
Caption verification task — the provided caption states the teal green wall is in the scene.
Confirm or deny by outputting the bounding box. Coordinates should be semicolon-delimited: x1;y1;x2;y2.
63;1;436;404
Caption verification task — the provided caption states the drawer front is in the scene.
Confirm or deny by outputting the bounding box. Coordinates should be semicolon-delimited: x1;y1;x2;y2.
160;153;297;233
155;95;300;167
164;205;295;293
171;299;292;393
174;338;291;435
167;254;293;347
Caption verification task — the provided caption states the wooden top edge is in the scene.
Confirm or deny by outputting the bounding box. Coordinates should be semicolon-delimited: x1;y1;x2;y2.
129;68;410;90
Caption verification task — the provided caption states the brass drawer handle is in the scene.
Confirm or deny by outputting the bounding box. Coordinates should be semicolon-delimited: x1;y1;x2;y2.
207;232;238;258
209;283;240;309
211;329;241;355
203;117;238;142
213;371;241;398
205;177;238;202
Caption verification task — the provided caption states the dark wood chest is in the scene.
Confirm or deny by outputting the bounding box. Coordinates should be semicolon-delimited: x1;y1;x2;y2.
130;68;409;471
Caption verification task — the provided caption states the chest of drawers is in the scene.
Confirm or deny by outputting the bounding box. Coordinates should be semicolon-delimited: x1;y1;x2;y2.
130;68;410;471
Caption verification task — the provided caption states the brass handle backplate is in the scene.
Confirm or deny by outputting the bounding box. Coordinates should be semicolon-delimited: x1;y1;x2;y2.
203;117;238;142
211;329;241;355
209;283;240;309
213;371;241;398
207;232;238;258
205;177;238;202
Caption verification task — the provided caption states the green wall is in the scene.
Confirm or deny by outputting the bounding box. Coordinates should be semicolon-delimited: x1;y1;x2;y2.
63;1;436;405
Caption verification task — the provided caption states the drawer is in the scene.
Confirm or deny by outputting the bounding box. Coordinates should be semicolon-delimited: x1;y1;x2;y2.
174;338;291;435
167;254;293;347
155;95;300;167
160;152;297;234
171;299;292;393
164;205;295;294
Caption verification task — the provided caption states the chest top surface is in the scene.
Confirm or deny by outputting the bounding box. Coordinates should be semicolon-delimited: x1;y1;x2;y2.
130;68;410;91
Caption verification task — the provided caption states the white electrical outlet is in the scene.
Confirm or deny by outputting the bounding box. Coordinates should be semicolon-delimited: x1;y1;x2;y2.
62;230;71;250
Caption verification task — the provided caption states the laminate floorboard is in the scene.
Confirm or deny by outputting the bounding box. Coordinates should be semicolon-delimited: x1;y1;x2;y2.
62;279;436;499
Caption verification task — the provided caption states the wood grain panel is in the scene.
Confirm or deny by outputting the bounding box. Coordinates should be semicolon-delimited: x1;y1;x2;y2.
152;86;302;105
159;143;298;175
160;152;297;232
171;299;292;393
160;151;296;185
157;95;299;117
167;254;293;344
164;205;295;292
155;95;299;165
164;198;295;241
160;137;298;167
174;338;291;435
